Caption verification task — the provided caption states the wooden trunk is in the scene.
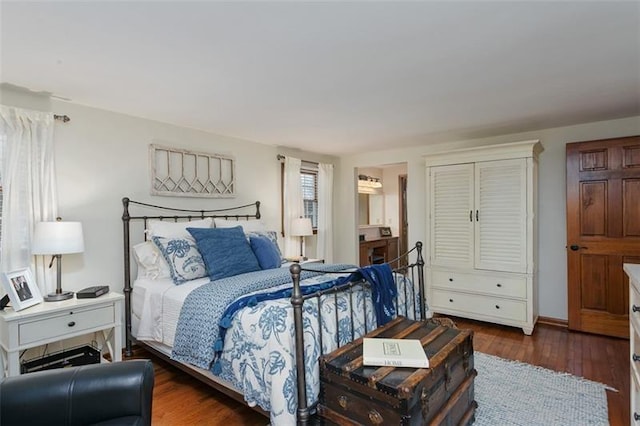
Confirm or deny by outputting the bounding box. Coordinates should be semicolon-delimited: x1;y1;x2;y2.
318;317;476;425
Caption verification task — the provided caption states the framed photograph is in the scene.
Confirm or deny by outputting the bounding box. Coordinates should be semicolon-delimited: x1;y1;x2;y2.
379;226;392;237
1;268;43;311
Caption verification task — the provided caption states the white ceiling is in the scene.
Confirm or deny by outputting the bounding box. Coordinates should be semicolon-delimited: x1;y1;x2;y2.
1;1;638;155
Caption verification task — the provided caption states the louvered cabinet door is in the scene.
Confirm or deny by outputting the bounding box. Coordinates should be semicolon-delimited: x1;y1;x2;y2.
429;163;474;268
474;159;527;273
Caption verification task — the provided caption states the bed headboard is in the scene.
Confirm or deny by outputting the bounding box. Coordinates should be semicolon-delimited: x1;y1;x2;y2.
121;197;261;356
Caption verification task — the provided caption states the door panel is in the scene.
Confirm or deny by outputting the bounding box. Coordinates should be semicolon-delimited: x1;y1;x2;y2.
429;164;474;268
624;179;640;236
475;159;527;273
580;181;607;236
567;135;640;338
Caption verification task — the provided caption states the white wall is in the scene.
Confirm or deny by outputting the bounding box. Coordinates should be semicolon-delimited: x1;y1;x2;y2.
2;93;338;294
336;116;640;321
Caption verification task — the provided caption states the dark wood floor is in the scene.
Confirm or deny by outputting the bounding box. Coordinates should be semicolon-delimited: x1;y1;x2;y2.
128;317;629;426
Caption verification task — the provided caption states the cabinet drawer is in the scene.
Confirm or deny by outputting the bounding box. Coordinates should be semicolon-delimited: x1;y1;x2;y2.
633;371;640;424
632;284;640;332
432;289;527;322
432;270;527;299
19;305;114;346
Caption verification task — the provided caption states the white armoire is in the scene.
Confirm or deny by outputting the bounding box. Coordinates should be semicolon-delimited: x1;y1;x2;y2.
425;140;542;335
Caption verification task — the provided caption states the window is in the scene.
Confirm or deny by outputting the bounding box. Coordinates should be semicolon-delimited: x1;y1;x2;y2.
300;166;318;230
280;160;319;234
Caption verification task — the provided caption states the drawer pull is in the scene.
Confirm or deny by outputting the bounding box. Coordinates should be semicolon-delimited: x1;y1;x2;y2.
635;412;640;421
633;354;640;362
368;409;384;425
68;321;76;327
338;395;348;409
633;305;640;313
496;283;502;287
449;299;454;303
449;278;453;282
495;305;500;309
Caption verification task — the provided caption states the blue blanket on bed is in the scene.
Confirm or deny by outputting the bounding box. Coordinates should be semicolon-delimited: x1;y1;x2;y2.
171;264;354;369
209;263;397;374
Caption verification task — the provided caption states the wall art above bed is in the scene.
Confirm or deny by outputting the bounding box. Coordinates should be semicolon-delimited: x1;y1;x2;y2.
150;144;236;198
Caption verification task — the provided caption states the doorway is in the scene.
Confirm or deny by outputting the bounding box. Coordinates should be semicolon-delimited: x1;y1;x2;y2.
566;135;640;338
357;163;408;264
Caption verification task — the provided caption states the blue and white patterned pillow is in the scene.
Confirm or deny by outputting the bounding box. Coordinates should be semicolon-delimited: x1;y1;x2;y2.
151;236;207;285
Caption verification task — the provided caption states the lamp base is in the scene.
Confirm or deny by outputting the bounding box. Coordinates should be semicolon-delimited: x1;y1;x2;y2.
44;291;74;302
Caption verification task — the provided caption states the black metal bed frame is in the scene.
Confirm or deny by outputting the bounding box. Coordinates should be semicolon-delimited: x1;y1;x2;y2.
121;197;425;424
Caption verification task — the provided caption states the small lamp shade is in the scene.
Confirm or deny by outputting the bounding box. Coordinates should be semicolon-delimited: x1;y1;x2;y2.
290;218;313;237
32;221;85;255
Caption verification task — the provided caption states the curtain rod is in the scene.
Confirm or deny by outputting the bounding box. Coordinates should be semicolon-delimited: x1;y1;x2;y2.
276;154;318;166
54;114;70;123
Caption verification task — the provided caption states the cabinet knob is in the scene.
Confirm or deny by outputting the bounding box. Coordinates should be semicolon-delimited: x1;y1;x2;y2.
496;283;502;287
633;305;640;313
633;354;640;362
634;412;640;421
495;305;500;309
68;321;76;327
449;299;454;303
449;278;453;282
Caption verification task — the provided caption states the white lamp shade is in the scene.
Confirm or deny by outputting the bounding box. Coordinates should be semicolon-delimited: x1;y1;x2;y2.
290;217;313;236
32;221;85;255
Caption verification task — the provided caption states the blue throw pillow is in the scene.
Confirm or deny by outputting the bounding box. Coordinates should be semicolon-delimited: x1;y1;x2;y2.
187;226;261;281
247;230;283;263
249;234;282;270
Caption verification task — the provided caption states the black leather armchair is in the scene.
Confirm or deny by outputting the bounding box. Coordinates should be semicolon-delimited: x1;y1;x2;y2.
0;360;154;426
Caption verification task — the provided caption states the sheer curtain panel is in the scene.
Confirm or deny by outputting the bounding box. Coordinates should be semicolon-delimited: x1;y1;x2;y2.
0;106;58;295
283;156;303;258
317;163;334;263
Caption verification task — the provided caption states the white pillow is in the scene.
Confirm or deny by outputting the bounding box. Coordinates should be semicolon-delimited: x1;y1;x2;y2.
214;218;266;233
132;241;171;280
146;217;213;239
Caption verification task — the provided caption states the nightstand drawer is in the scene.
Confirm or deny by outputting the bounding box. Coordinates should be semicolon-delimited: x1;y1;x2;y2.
19;305;115;346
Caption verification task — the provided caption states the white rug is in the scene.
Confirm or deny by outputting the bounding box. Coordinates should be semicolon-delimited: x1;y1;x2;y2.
474;352;614;426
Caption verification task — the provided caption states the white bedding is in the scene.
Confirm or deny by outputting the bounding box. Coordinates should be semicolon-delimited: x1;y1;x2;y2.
132;263;301;346
131;276;209;346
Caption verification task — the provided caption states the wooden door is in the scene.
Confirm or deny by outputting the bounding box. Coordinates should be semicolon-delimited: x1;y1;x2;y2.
399;174;408;266
567;136;640;338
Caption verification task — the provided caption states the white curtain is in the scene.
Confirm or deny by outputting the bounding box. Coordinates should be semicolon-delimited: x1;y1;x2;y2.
317;163;334;263
0;106;58;295
283;156;303;258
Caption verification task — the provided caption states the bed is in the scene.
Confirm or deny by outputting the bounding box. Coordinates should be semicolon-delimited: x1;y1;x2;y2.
122;198;427;425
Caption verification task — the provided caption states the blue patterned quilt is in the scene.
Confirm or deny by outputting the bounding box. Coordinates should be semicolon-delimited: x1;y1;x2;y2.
172;265;420;425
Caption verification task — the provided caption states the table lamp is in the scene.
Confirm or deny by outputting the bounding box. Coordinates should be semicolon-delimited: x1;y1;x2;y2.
32;219;84;301
290;217;313;261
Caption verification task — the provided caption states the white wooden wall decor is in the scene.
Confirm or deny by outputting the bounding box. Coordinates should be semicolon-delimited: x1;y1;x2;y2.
150;144;236;198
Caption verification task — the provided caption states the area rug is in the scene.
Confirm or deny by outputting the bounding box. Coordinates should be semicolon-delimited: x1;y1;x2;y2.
474;352;614;425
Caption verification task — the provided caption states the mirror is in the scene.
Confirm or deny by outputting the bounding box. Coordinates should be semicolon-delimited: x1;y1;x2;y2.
359;193;385;225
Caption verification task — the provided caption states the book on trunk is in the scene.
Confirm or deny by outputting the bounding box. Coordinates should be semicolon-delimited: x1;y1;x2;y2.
363;337;429;368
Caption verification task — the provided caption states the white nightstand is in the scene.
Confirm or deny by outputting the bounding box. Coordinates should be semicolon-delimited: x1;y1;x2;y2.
0;292;124;377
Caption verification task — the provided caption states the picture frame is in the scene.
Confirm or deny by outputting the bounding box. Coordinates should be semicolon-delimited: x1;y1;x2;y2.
1;268;43;311
379;226;392;237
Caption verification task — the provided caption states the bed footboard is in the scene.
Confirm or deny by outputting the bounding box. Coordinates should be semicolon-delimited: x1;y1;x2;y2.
290;241;425;424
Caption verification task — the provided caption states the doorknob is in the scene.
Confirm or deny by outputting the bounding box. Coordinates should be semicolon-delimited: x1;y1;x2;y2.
569;245;588;251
